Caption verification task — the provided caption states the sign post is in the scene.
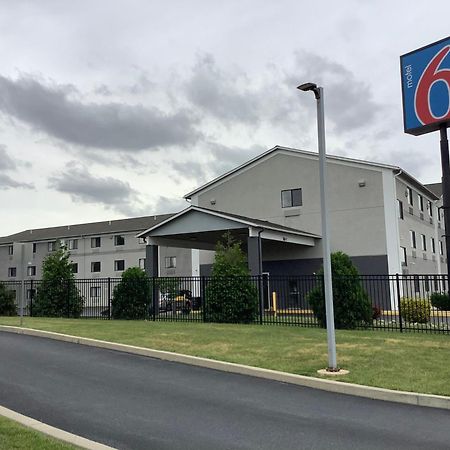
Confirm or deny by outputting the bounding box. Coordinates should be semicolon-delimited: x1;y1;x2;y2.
400;36;450;284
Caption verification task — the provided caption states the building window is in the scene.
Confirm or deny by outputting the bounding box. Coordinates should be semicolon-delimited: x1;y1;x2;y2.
397;200;404;220
139;258;146;270
400;247;407;266
431;238;436;254
114;260;125;271
406;187;413;206
8;245;13;255
26;289;36;300
8;267;17;277
281;188;302;208
428;201;433;217
48;242;56;252
91;261;101;272
418;194;424;212
27;266;36;276
421;234;427;251
71;263;78;274
440;240;444;256
32;243;37;253
68;239;78;250
90;287;101;298
114;235;125;246
165;256;176;269
91;237;101;248
410;230;416;249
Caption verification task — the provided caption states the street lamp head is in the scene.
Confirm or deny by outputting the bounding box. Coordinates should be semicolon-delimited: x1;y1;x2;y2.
297;82;317;91
297;82;320;99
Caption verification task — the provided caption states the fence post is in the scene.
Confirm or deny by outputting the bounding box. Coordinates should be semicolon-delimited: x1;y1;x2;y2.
258;275;263;325
107;277;111;319
200;276;206;322
66;279;70;318
152;277;157;321
395;273;403;333
30;279;34;317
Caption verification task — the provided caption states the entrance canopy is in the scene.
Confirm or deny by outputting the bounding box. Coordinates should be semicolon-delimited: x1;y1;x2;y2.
137;206;320;275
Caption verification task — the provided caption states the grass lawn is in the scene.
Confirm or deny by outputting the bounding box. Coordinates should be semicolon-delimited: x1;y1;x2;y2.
0;416;78;450
1;317;450;397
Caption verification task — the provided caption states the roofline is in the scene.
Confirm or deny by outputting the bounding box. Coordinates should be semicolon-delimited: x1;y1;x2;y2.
184;145;402;199
137;205;321;239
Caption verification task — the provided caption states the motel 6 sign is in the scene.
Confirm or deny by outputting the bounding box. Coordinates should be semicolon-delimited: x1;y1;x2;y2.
401;36;450;136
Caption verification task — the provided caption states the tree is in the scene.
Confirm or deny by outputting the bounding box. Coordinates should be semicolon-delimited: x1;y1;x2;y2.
307;251;372;329
205;232;259;323
0;282;17;316
33;245;84;318
112;267;151;319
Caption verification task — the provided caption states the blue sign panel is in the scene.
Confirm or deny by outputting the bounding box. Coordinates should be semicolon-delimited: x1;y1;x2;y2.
401;36;450;135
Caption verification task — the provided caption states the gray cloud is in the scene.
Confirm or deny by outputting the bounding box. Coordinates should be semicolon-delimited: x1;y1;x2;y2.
0;145;17;170
152;196;188;215
185;54;261;125
287;51;385;134
0;173;34;190
0;75;201;151
48;162;142;214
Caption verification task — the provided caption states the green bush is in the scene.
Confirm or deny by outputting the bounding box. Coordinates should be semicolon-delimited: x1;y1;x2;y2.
400;297;431;323
205;233;258;324
33;245;84;318
112;267;151;319
0;283;17;316
430;292;450;311
307;251;372;329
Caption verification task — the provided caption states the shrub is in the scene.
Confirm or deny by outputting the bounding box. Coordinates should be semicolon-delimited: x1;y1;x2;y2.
307;251;372;329
430;292;450;311
205;233;259;323
33;245;84;318
400;297;431;323
372;305;382;320
0;283;16;316
112;267;151;319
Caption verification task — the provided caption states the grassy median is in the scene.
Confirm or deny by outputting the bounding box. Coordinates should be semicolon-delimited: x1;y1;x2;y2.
0;416;78;450
1;317;450;397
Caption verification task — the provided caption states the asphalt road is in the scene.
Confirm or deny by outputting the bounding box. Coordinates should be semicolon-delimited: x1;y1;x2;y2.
0;332;449;450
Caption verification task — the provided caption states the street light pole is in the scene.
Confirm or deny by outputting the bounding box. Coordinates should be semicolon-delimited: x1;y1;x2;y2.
297;83;338;371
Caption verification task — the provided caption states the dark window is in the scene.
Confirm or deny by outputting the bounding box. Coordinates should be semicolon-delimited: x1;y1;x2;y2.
27;266;36;276
428;201;433;217
407;187;413;206
400;247;407;266
397;200;404;220
431;238;436;254
71;263;78;274
48;242;56;252
91;261;101;272
440;240;444;255
421;234;427;251
414;275;420;293
410;230;416;249
418;194;424;212
8;245;13;255
26;289;36;300
8;267;17;277
114;235;125;246
91;237;101;248
165;256;176;269
32;243;37;253
281;188;302;208
114;260;125;271
68;239;78;250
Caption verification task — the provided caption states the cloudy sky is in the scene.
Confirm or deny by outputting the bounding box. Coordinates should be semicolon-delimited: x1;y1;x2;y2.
0;0;449;236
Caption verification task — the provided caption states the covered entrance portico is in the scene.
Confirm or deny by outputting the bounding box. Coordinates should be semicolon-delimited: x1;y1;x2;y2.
137;206;320;277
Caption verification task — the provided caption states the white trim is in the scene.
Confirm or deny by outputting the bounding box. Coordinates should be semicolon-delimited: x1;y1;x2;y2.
383;169;402;275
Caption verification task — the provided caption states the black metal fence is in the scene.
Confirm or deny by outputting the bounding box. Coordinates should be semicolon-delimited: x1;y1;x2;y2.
1;274;450;333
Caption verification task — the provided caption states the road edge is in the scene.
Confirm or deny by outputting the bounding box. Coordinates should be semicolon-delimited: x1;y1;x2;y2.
2;325;450;411
0;404;117;450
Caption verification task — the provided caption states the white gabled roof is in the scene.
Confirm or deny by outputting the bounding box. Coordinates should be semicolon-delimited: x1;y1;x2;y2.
184;145;439;201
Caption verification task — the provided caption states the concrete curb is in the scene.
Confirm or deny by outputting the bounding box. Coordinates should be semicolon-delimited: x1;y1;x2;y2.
0;404;117;450
2;325;450;411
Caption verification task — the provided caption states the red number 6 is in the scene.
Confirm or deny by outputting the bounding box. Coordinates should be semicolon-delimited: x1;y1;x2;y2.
415;46;450;125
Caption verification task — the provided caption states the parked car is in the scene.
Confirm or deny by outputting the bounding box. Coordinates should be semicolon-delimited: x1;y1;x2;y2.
160;289;192;314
